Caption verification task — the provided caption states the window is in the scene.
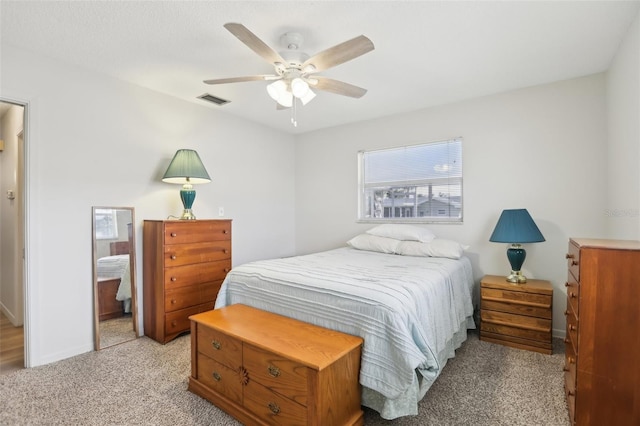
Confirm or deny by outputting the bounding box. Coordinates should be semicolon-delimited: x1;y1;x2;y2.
358;138;463;223
94;208;119;239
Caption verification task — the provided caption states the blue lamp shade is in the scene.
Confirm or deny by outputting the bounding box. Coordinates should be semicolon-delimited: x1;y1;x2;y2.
162;149;211;220
489;209;545;283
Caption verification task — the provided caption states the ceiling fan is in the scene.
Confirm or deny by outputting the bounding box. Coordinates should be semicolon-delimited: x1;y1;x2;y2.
204;23;375;124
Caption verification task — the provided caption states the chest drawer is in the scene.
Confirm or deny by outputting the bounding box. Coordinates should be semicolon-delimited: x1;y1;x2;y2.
244;343;309;406
164;221;231;245
197;353;243;405
164;259;231;288
164;241;231;267
565;274;579;316
165;282;220;312
197;324;242;369
565;304;578;351
244;379;307;426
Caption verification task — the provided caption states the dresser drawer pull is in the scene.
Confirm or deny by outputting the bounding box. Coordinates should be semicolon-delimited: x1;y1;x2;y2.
224;268;231;273
564;338;570;344
171;255;177;260
565;282;570;287
171;277;177;282
564;310;569;316
170;232;177;237
567;390;575;397
568;357;575;364
212;372;221;382
171;299;177;305
569;325;576;331
211;340;221;350
569;292;577;298
223;249;229;254
563;366;570;372
267;365;281;378
223;229;229;234
268;402;280;415
171;320;177;327
565;253;574;259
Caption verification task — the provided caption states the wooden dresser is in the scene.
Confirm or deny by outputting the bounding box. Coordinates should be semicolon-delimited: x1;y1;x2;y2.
189;304;364;426
479;274;553;354
563;238;640;425
143;219;232;344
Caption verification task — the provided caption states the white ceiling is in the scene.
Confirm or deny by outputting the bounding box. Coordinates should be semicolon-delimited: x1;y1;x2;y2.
2;1;638;135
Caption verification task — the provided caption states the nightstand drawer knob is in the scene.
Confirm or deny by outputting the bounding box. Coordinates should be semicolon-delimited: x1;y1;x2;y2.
268;365;281;378
268;402;280;415
212;372;221;382
212;340;221;350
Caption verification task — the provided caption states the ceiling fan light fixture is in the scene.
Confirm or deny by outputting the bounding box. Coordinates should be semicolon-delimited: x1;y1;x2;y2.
300;89;316;106
291;77;310;98
267;80;287;102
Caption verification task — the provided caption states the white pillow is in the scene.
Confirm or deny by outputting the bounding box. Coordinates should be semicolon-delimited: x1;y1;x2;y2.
365;224;436;242
346;234;400;254
396;239;469;259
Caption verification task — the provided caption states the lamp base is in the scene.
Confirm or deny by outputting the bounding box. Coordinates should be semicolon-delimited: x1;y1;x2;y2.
180;209;196;220
506;270;527;284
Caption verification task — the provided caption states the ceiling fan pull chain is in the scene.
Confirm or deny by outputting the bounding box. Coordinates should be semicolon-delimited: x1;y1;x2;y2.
291;98;298;127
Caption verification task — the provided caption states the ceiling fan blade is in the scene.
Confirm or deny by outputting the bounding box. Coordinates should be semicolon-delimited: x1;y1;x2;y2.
203;75;279;85
302;35;374;73
224;23;288;66
311;77;368;98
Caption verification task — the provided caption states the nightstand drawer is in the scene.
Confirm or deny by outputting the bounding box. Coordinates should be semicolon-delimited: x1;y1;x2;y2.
481;321;551;343
481;310;551;333
481;299;552;319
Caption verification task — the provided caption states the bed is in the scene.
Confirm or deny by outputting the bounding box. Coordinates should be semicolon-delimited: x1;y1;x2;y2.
214;228;475;420
96;241;133;321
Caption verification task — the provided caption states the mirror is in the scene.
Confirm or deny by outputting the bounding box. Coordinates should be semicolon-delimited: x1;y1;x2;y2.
92;206;139;350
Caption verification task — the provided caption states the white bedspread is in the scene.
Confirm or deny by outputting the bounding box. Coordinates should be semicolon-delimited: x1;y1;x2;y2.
214;247;475;418
97;254;131;302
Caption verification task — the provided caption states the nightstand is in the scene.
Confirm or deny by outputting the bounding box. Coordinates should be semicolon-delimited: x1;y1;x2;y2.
479;274;553;354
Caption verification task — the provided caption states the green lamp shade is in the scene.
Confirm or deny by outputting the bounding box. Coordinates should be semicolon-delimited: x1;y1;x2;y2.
162;149;211;220
162;149;211;184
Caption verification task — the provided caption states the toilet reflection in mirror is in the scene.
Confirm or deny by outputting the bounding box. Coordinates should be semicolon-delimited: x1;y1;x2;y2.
92;206;139;350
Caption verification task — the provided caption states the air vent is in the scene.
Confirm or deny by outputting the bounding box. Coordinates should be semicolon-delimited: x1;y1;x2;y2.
198;93;230;106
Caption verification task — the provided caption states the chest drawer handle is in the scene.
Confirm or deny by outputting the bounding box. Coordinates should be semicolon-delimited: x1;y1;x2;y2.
567;390;575;397
171;277;177;282
171;299;177;305
569;325;576;331
170;255;177;260
571;260;578;266
563;366;570;372
268;402;280;415
564;338;570;344
564;282;570;287
212;372;221;382
569;292;577;298
223;229;229;234
568;357;575;364
224;268;231;273
170;232;177;237
267;365;281;378
212;340;221;350
565;254;574;259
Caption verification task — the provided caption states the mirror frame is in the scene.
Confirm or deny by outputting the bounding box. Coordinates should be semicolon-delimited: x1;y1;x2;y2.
92;206;139;350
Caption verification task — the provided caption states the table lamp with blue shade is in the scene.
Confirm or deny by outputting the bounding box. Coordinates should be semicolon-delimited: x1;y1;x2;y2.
162;149;211;220
489;208;545;283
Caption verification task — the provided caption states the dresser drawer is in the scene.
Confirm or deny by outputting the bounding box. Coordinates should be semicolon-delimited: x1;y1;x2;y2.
165;304;210;337
244;343;309;406
565;274;579;316
164;259;232;289
566;241;580;281
197;353;243;405
164;221;231;245
197;324;243;369
164;241;231;267
244;379;307;426
565;304;578;350
165;282;221;313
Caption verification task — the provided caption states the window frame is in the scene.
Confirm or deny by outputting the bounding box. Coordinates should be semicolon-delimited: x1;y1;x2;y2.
357;138;463;224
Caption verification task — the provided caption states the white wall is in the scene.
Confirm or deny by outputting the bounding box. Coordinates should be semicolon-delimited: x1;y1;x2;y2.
295;74;609;337
1;45;296;366
606;10;640;239
0;105;24;326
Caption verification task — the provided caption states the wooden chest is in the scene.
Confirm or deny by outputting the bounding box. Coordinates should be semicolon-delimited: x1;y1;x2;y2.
563;238;640;425
188;304;364;426
143;219;232;344
480;274;553;354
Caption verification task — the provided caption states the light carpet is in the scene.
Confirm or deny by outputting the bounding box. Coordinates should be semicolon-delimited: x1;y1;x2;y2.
0;331;569;425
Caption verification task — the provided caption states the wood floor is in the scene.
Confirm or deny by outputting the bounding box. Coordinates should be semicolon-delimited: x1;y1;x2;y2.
0;311;24;375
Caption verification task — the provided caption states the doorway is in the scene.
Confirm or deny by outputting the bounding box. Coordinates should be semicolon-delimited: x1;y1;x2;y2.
0;100;26;374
